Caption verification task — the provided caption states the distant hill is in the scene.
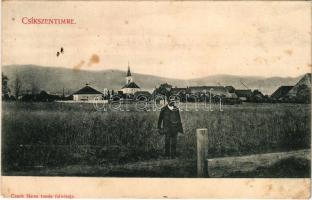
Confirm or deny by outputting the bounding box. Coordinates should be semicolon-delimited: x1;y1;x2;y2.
2;64;303;95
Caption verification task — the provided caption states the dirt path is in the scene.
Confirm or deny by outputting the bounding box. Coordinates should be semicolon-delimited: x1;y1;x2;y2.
208;149;310;177
6;149;310;177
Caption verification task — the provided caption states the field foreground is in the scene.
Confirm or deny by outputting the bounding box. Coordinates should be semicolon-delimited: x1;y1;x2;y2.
2;102;311;177
4;149;310;178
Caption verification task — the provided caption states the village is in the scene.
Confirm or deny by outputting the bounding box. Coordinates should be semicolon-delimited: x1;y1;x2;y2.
2;65;311;105
2;67;311;178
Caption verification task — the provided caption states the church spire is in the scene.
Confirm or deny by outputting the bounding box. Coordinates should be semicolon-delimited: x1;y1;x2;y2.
127;62;131;77
126;62;133;84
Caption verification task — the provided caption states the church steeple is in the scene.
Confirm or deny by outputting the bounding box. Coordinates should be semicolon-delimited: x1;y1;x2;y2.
126;62;133;84
127;62;131;77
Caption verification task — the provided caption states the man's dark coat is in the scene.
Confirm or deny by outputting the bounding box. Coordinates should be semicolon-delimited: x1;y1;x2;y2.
157;105;183;135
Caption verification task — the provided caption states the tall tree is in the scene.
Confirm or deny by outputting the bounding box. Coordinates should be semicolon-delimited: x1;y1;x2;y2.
14;73;22;99
31;80;39;95
157;83;172;103
2;73;10;100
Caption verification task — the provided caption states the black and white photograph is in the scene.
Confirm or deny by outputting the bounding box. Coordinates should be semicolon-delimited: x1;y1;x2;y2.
1;0;311;198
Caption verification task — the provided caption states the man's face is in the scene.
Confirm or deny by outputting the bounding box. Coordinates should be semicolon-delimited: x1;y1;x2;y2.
169;101;175;107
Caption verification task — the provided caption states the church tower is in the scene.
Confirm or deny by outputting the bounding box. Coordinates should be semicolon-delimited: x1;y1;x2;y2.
126;62;133;84
121;62;140;95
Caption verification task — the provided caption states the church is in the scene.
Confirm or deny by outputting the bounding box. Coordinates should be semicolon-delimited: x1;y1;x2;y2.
121;64;141;95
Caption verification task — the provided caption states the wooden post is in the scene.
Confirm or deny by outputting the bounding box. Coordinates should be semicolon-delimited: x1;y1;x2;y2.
197;128;209;177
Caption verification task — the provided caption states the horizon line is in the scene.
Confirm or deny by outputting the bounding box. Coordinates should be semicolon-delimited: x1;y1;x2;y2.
2;64;308;80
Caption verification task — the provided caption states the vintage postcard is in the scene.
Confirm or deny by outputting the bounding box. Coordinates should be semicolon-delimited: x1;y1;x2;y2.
1;0;311;198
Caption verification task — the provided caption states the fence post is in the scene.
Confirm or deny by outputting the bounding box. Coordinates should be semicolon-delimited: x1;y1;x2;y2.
196;128;209;177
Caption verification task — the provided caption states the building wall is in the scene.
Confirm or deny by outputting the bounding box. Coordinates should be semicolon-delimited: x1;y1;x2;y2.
122;88;140;95
73;94;103;101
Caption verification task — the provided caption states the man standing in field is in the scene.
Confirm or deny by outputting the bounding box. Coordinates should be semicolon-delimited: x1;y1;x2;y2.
157;98;183;158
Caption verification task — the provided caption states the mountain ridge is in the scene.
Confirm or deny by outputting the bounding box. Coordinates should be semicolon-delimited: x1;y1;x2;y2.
2;64;304;95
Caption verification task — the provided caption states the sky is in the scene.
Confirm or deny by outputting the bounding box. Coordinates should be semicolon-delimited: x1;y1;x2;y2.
2;1;311;79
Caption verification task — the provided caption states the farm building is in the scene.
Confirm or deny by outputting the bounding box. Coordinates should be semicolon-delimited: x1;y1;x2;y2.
225;86;235;93
152;83;269;103
270;73;311;103
121;65;141;95
171;87;187;96
235;89;253;101
286;73;311;98
224;86;238;99
134;91;152;101
72;84;103;101
188;86;232;98
169;86;233;98
168;86;239;103
271;86;293;100
250;90;266;102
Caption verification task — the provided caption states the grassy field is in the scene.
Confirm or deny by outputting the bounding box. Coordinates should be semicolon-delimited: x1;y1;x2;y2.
1;102;311;176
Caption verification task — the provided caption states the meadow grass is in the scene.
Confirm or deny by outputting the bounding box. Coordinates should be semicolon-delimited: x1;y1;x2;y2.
2;102;310;171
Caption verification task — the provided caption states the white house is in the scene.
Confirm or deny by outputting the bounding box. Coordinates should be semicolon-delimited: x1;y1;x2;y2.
73;84;103;101
121;65;140;95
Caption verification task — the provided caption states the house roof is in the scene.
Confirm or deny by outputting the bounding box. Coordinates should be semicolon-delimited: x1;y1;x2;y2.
73;85;103;95
225;86;236;93
187;86;232;98
171;88;187;95
188;86;227;93
188;86;227;91
159;83;172;90
235;89;253;97
286;73;311;97
271;86;293;99
134;91;151;96
122;82;140;89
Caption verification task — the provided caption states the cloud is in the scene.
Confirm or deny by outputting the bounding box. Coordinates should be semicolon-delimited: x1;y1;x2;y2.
87;54;100;66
